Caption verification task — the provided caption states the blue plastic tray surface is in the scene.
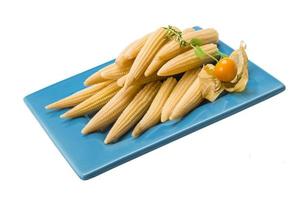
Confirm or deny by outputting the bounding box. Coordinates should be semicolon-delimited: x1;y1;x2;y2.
24;27;285;180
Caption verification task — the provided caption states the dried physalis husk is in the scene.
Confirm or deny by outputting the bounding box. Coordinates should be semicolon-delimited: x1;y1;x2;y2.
222;41;248;92
198;41;249;101
198;64;224;102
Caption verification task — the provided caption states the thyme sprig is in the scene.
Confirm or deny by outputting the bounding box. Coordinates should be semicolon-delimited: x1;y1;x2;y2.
163;25;189;47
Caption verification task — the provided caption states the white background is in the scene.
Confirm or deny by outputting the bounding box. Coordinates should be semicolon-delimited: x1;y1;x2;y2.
1;0;299;199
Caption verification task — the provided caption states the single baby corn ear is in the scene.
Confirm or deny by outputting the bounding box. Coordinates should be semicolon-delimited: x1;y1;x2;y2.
84;63;123;86
84;71;107;86
83;63;118;86
60;82;121;119
45;80;113;109
100;62;131;80
157;43;218;76
132;77;177;138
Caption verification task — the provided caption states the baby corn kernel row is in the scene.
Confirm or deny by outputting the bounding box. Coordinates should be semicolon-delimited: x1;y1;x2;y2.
46;25;249;144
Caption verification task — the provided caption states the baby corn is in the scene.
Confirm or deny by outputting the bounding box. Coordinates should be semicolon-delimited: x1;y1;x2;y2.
81;84;142;134
60;82;121;118
161;68;201;122
158;28;218;61
125;27;168;87
84;71;107;86
182;27;195;34
116;33;150;66
105;81;161;144
117;73;165;87
145;29;218;76
84;63;114;86
169;77;204;120
100;63;131;80
157;43;218;76
84;62;132;86
116;75;128;86
45;80;113;109
123;34;151;60
170;64;224;120
132;78;177;138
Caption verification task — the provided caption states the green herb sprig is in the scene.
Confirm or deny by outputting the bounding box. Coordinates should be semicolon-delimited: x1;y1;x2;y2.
163;25;189;47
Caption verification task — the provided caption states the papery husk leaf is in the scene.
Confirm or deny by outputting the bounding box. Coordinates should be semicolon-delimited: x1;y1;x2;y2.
223;42;248;92
198;64;224;102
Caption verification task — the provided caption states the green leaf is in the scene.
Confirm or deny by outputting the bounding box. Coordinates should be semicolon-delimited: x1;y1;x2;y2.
194;46;205;58
190;38;203;47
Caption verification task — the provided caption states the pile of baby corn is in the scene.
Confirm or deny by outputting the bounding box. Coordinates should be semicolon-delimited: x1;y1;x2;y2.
46;26;248;144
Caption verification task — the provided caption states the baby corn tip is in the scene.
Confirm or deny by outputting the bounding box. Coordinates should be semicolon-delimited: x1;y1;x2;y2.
81;127;89;135
83;78;91;86
124;76;135;88
169;112;181;121
60;113;67;118
160;113;169;122
45;105;51;109
157;69;167;76
104;138;111;144
132;128;141;138
144;70;151;77
45;103;57;109
132;133;140;138
84;72;101;86
83;81;89;86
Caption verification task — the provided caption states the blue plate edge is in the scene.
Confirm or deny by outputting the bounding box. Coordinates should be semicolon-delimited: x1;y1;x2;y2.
23;97;85;179
81;80;285;180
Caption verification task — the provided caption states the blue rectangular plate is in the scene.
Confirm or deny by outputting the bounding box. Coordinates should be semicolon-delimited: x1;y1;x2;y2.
24;27;285;180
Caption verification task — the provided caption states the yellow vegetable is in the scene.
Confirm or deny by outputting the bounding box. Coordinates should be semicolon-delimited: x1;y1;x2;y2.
158;28;218;61
81;84;142;134
169;78;204;120
116;75;128;86
124;27;168;87
84;62;131;86
116;33;150;66
169;42;248;121
117;73;165;87
45;80;113;109
132;78;177;137
60;82;121;118
161;68;201;122
157;43;218;76
100;63;131;80
182;27;195;34
84;69;108;86
145;28;218;76
115;27;193;67
104;81;161;144
170;64;224;120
